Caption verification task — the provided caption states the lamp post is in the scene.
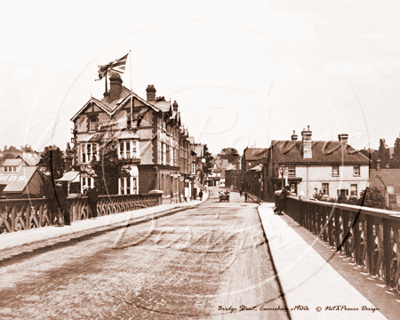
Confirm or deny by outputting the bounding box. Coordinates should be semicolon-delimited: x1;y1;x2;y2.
201;158;206;185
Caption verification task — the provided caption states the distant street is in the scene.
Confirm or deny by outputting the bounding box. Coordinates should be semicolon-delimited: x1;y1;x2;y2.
0;188;289;320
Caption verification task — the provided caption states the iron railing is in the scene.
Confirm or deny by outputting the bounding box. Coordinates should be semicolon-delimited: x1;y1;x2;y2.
0;193;162;234
280;195;400;291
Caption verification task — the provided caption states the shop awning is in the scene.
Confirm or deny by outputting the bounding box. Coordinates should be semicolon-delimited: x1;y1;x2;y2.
56;171;80;182
250;164;263;172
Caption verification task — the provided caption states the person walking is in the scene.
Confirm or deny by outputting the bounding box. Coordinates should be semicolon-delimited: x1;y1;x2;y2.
199;189;203;201
274;186;290;215
87;186;99;219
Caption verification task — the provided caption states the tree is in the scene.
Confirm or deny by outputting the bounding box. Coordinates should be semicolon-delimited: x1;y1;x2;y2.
357;187;387;209
91;140;129;195
390;137;400;168
20;144;34;153
38;146;65;180
378;139;390;168
203;144;214;175
217;147;240;168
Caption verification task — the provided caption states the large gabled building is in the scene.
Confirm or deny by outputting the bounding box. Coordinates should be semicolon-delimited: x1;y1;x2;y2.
266;126;370;199
70;72;195;202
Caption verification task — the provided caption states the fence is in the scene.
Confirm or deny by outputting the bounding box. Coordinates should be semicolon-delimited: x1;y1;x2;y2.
0;193;162;234
281;195;400;291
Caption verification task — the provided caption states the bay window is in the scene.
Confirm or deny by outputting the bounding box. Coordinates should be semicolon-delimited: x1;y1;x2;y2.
81;143;98;163
118;140;139;159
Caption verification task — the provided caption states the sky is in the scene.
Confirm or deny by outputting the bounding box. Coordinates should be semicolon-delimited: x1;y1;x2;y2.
1;0;400;155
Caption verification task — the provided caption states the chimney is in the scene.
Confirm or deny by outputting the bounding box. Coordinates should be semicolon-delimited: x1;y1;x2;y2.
376;158;381;171
108;72;123;102
146;84;156;102
173;100;179;113
291;130;298;141
338;133;349;143
301;125;312;159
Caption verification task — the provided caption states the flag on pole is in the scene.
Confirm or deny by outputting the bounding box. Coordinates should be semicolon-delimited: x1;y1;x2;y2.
96;53;129;80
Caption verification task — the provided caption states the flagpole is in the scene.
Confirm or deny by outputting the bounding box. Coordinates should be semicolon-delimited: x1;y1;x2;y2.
129;50;133;128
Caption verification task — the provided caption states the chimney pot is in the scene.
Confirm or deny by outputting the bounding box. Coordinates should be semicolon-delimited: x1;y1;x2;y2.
173;100;179;113
146;84;156;102
291;130;298;141
301;125;312;159
107;72;123;102
338;133;349;142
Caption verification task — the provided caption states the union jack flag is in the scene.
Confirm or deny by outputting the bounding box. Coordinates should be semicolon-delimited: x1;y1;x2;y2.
96;53;129;80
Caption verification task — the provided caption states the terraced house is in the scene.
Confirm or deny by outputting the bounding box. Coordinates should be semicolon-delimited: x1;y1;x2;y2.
265;126;370;200
70;72;194;202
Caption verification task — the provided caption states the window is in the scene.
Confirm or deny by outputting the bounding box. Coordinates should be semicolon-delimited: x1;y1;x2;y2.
132;142;137;158
350;184;358;197
158;141;162;164
322;183;329;195
353;165;360;176
81;177;93;192
163;143;166;165
126;177;131;194
166;145;170;165
119;141;124;158
288;165;296;176
332;165;339;176
118;140;139;159
126;141;130;159
89;119;97;131
119;178;125;194
81;143;98;163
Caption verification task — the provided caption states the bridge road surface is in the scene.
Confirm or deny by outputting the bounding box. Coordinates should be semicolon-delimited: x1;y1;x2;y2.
0;189;289;320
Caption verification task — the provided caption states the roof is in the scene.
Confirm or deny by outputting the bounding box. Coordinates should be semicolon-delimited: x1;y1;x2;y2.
71;86;162;122
154;99;171;112
244;148;269;161
0;166;38;193
370;169;400;188
271;140;370;165
17;153;41;166
3;159;23;166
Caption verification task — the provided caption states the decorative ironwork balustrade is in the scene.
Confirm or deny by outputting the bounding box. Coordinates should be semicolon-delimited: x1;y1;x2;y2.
0;193;162;234
281;196;400;291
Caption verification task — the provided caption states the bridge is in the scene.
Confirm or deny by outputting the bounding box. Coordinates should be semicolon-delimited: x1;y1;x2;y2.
0;189;399;319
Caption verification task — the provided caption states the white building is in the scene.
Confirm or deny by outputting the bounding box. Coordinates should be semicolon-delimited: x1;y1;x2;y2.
267;126;370;199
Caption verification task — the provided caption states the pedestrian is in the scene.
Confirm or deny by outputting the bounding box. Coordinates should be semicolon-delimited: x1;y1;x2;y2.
87;186;99;219
199;189;203;201
54;182;71;226
275;186;290;215
239;187;243;197
244;192;248;202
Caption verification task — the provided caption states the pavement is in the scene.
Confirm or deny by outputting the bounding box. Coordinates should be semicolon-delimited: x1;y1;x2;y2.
0;192;208;260
258;201;399;320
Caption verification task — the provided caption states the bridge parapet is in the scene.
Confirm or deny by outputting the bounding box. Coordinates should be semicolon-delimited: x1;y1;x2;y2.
0;193;162;234
280;195;400;291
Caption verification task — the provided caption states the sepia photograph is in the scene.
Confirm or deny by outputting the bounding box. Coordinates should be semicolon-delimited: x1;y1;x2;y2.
1;0;400;319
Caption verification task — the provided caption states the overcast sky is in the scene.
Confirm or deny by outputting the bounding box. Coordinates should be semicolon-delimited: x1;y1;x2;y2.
1;0;399;155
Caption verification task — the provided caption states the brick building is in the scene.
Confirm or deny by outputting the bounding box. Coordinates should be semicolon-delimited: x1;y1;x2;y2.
70;72;195;202
241;147;269;197
369;159;400;209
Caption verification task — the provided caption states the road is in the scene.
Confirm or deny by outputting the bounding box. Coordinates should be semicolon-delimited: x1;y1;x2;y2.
0;188;289;320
